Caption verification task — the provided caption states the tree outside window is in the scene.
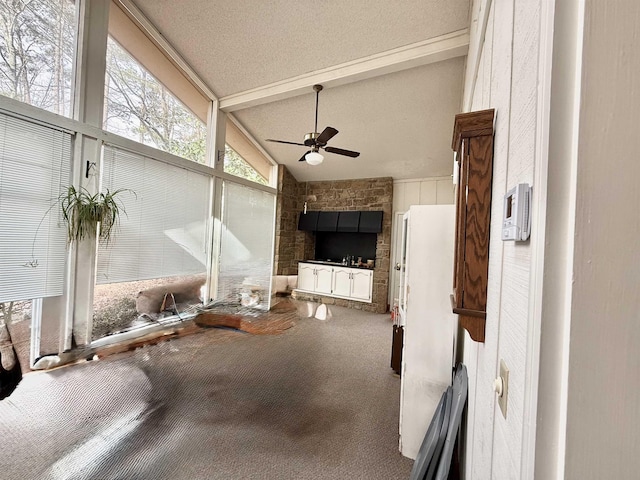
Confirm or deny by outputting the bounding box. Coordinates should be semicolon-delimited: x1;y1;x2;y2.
0;0;76;117
104;37;207;164
224;145;267;186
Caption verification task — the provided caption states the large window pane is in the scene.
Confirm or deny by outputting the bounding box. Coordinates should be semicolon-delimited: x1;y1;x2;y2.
103;37;206;164
94;145;212;339
224;145;267;186
225;120;273;185
0;112;71;303
218;181;275;310
0;0;77;117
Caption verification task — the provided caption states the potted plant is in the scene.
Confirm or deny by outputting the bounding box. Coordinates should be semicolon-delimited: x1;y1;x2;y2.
59;186;133;245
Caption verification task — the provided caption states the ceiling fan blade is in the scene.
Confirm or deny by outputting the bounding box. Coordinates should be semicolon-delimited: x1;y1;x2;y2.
298;151;312;162
324;146;360;158
266;139;306;146
316;126;338;145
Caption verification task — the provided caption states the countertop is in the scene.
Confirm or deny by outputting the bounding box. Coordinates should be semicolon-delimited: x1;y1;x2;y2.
301;259;375;270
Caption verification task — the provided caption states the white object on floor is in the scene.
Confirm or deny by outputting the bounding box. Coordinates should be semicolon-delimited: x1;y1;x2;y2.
314;304;328;320
32;354;62;370
301;302;318;318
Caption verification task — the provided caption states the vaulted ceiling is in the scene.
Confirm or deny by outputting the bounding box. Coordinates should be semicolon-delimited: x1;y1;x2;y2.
131;0;470;182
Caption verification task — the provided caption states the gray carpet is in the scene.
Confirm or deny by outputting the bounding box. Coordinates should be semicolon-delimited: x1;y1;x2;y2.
0;302;413;479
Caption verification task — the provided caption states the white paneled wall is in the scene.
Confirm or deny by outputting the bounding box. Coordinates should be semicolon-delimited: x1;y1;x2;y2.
392;176;454;214
389;177;454;307
438;2;640;479
461;0;543;479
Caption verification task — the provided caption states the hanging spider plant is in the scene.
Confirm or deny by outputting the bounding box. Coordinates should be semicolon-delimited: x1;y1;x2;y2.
59;186;133;245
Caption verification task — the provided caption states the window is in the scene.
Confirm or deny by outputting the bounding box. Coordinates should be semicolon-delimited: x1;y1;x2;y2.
94;144;212;339
217;181;275;310
0;0;77;117
225;119;274;185
103;37;207;163
224;145;267;186
97;145;211;283
0;112;71;303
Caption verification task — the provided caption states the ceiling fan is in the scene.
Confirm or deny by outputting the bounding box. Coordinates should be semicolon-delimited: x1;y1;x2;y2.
266;84;360;165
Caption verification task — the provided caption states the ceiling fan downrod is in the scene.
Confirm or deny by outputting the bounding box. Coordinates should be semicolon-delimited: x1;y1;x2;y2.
313;84;323;135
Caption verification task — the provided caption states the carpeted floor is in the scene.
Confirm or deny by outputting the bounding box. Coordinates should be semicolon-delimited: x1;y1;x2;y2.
0;301;413;479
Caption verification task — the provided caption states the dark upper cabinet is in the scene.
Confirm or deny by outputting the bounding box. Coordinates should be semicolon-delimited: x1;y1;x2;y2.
337;211;360;232
358;211;383;233
298;211;319;231
298;210;383;232
316;211;339;232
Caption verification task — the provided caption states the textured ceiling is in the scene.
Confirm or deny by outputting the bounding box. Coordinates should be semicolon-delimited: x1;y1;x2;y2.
234;59;465;181
131;0;470;182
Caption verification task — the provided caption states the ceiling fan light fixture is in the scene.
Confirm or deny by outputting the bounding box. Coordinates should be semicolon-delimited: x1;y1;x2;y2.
265;84;360;163
305;151;324;165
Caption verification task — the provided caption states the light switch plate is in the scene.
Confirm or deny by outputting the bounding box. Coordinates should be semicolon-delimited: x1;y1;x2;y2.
498;359;509;419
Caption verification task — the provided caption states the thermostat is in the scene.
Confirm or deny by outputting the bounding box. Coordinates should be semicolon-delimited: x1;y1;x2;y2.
502;183;531;241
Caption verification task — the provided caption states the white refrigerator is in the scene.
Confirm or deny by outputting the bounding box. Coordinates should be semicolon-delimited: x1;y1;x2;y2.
397;204;457;459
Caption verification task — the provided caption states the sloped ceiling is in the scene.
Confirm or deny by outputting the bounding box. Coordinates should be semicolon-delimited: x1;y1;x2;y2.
131;0;470;182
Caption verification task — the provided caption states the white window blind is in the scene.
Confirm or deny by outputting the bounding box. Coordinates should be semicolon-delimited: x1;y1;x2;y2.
0;113;71;303
97;146;211;284
218;181;275;307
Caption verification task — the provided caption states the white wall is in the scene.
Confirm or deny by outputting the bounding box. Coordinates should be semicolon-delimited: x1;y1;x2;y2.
463;1;640;479
392;176;455;213
460;0;545;478
534;0;582;477
562;1;640;478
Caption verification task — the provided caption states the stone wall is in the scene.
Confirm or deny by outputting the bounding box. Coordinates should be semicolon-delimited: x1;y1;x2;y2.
274;168;393;314
274;165;304;275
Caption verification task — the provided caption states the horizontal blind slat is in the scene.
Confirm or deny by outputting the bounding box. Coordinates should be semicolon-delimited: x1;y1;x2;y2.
96;145;211;284
0;112;71;303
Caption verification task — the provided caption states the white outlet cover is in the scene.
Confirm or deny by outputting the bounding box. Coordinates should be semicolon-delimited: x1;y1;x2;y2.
498;359;509;419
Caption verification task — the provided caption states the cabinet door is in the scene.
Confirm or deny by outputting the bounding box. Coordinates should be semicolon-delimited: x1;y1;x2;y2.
351;270;373;301
315;265;333;294
297;263;316;292
298;211;319;231
332;268;352;297
359;211;383;233
316;211;339;231
337;211;360;232
451;109;494;342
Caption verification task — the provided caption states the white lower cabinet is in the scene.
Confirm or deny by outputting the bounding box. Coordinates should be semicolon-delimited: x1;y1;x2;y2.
297;263;316;292
297;262;373;303
314;265;333;295
298;263;333;294
332;268;352;298
350;270;373;301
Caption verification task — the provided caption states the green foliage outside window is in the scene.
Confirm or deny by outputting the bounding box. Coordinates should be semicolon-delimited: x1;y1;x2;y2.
1;5;268;185
224;145;267;185
104;37;207;164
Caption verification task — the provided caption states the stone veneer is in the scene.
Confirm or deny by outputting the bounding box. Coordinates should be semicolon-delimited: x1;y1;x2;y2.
274;166;314;275
274;166;392;313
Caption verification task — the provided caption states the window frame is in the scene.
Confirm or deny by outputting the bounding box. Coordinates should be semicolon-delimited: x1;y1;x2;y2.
0;0;279;352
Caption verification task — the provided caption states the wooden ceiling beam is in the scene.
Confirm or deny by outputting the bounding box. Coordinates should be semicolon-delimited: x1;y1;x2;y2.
219;29;469;112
